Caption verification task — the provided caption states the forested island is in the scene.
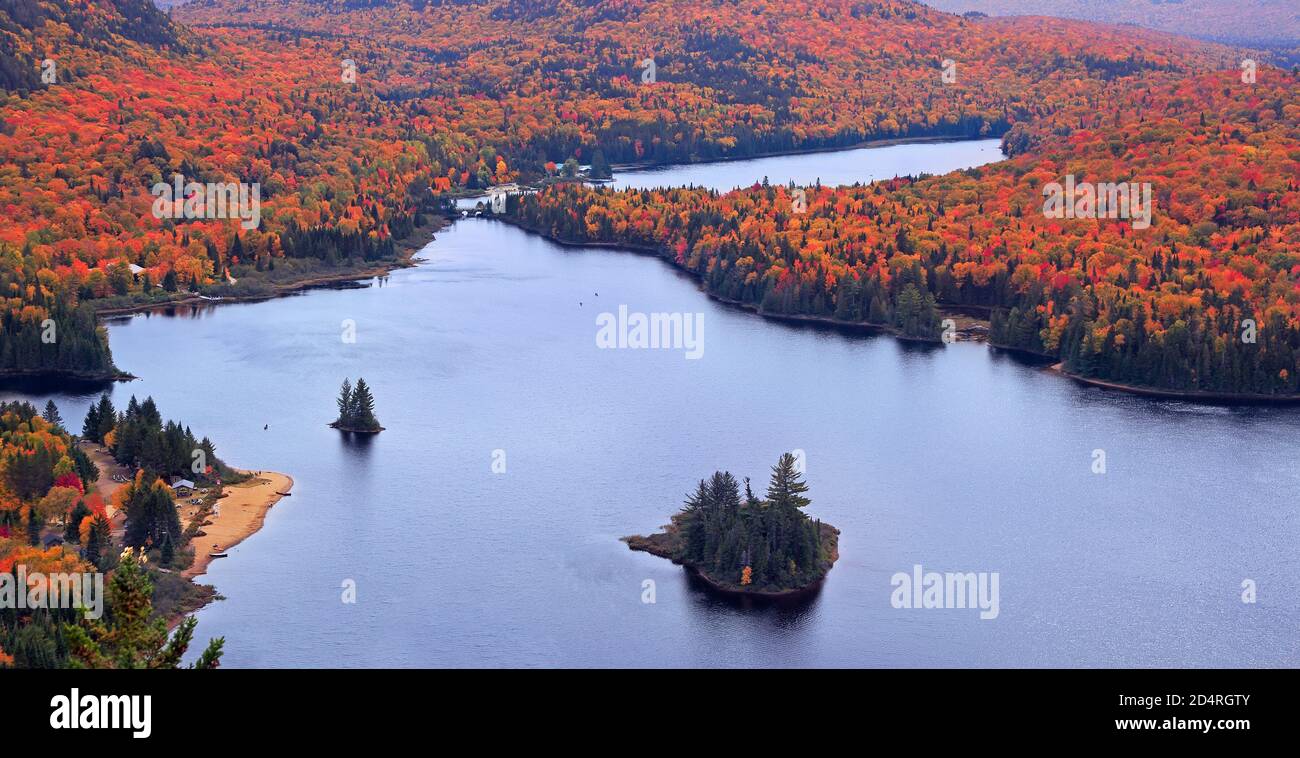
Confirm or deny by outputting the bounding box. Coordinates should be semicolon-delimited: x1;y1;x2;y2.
625;454;839;596
331;378;383;433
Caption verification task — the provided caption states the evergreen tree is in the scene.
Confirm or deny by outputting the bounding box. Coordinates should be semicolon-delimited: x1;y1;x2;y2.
26;507;42;545
350;378;379;429
65;549;224;669
334;377;381;431
670;454;828;590
94;393;116;442
84;515;110;570
65;500;90;543
590;148;612;180
42;400;63;428
160;531;175;566
766;452;811;510
335;379;352;424
81;402;101;441
123;477;182;550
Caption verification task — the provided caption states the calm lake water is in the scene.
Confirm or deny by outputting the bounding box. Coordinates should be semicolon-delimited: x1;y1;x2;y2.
7;139;1299;667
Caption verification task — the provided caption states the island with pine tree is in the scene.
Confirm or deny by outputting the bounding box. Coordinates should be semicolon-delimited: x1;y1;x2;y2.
330;378;384;433
623;453;839;597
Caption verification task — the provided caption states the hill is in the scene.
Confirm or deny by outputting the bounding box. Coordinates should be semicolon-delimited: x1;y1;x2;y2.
0;0;1256;387
921;0;1300;47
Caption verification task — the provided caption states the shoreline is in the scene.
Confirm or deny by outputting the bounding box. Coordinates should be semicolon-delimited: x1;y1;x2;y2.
24;136;987;383
623;521;840;599
608;133;1001;173
497;215;947;345
498;217;1300;405
183;471;294;581
93;222;442;320
32;135;1297;405
1047;362;1300;405
7;218;452;387
447;135;1003;208
69;448;294;625
0;367;135;383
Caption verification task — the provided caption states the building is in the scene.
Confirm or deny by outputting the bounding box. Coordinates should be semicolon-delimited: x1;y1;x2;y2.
169;478;196;495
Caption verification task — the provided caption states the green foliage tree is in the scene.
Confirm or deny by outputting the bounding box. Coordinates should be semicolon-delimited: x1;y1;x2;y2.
122;477;182;550
333;377;382;431
675;454;828;590
42;400;63;428
65;549;224;669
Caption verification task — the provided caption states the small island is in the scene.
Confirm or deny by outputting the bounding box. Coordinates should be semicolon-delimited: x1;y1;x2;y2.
624;453;839;597
330;378;384;433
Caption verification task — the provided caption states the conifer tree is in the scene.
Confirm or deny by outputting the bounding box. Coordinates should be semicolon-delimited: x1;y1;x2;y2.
65;549;224;669
335;379;353;425
42;400;63;428
350;378;378;429
81;402;101;441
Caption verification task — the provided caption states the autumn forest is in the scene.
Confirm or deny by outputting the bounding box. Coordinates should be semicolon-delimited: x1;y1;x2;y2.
2;0;1293;397
0;0;1295;685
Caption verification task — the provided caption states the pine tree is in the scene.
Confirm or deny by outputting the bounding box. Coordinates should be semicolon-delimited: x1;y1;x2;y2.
350;378;380;430
95;393;116;442
84;514;110;570
672;456;827;590
26;507;42;545
160;532;175;566
65;501;90;543
766;452;810;510
590;148;612;180
81;403;101;441
65;549;224;669
334;379;353;426
42;400;63;428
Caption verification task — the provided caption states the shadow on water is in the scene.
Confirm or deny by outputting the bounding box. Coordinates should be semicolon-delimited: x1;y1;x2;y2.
0;374;116;398
682;569;825;621
336;430;377;459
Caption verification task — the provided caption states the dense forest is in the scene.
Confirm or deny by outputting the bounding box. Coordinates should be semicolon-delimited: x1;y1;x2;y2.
514;66;1300;395
0;0;1244;378
0;397;231;668
627;453;838;593
80;393;236;485
0;0;1294;391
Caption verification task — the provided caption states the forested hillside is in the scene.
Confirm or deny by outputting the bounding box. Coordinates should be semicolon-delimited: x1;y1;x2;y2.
513;67;1300;395
3;0;1294;396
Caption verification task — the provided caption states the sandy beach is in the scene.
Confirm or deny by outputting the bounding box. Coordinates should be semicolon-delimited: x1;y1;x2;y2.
71;444;291;578
183;472;293;579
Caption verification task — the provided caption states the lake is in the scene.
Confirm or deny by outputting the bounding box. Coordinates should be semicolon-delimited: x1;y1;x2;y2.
7;138;1298;667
